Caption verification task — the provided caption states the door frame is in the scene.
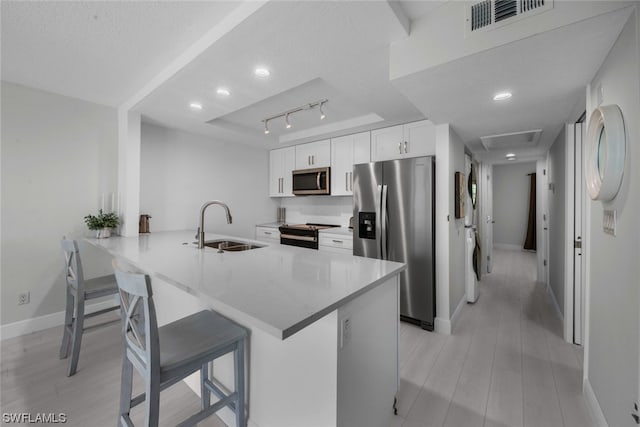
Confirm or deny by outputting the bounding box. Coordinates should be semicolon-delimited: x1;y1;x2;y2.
478;162;493;274
564;121;587;345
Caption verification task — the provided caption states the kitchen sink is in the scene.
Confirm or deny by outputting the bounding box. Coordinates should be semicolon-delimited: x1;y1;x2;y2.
202;239;265;252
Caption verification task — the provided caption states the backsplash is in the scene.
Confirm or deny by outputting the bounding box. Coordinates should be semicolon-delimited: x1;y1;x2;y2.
279;196;352;227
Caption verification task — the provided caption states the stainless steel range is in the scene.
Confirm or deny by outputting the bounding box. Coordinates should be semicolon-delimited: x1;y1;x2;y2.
278;223;340;249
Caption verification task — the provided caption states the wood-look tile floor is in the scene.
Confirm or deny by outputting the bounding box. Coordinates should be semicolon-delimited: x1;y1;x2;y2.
1;249;592;427
395;248;593;427
0;313;226;427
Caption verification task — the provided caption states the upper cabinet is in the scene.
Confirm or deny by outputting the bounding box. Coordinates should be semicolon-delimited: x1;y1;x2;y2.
371;120;435;162
295;139;330;169
269;147;296;197
331;132;370;196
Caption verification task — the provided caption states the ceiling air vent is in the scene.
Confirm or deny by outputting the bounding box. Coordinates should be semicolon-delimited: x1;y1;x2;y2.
467;0;553;35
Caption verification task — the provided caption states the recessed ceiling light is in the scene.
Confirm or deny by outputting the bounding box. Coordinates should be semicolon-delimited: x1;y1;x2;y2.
506;153;516;158
493;92;512;101
189;102;203;110
216;88;230;97
507;157;517;161
254;67;270;78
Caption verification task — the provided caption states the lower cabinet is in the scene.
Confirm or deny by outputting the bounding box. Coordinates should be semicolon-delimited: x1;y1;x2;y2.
318;233;353;254
256;226;280;243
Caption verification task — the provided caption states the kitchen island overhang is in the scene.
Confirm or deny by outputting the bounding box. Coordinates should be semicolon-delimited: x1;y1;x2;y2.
87;230;406;427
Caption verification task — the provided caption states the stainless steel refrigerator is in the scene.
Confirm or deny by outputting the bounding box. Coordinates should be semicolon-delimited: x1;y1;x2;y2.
353;156;435;330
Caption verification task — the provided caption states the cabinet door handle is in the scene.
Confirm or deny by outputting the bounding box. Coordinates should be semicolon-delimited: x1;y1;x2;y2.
345;172;349;191
332;239;343;244
312;155;315;165
264;231;272;235
404;141;408;153
398;141;402;154
350;172;353;191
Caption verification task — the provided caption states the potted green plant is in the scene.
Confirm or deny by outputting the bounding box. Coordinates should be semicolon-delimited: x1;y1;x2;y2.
84;209;120;238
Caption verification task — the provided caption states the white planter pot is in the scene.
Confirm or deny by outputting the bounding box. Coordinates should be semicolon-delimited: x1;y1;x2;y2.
95;228;112;239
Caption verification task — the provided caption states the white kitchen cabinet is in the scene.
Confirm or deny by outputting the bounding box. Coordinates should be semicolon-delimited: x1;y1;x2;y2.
371;120;435;162
256;226;280;243
319;230;353;254
331;132;370;196
295;139;330;169
269;147;296;197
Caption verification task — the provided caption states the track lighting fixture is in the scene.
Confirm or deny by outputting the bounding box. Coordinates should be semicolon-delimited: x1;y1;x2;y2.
260;99;328;135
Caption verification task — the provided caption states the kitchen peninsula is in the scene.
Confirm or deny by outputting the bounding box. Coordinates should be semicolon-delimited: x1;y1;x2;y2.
88;230;405;427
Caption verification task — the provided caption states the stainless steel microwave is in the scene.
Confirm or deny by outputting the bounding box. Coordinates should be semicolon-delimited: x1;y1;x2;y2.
292;167;330;195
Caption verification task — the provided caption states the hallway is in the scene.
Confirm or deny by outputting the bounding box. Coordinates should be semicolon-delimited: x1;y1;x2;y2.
396;248;593;427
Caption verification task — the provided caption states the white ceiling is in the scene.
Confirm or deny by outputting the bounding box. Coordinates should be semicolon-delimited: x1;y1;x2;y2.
133;1;424;148
1;1;632;161
1;1;240;106
391;6;631;163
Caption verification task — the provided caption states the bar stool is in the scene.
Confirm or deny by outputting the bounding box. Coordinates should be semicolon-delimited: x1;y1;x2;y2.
113;260;248;427
59;238;120;376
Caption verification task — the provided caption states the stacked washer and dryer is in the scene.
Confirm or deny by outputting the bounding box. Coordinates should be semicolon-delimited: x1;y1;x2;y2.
465;155;479;303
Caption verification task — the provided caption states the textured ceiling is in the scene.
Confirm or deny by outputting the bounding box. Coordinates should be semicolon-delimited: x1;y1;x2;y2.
1;1;632;161
1;1;240;106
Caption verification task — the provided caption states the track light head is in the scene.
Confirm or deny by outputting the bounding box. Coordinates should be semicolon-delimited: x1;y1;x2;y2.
285;113;291;129
264;120;270;135
319;102;326;120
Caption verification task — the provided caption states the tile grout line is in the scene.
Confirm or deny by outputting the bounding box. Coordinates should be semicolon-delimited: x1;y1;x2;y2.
440;309;481;427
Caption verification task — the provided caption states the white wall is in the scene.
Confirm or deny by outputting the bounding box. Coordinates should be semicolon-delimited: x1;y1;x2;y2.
278;196;352;227
140;122;277;240
448;128;466;318
585;9;640;427
492;162;537;248
547;131;566;317
1;82;118;325
434;123;466;334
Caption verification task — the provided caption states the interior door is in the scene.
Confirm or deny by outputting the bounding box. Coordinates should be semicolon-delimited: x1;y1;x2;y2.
481;163;494;274
573;122;585;345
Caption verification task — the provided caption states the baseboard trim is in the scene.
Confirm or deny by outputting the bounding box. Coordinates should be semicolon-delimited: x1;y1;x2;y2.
584;379;608;427
434;294;466;335
1;300;118;341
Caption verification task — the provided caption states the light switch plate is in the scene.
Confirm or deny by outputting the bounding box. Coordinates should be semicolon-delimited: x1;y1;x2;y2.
603;209;616;236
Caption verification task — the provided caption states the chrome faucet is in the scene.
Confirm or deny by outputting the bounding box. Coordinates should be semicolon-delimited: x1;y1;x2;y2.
197;200;233;249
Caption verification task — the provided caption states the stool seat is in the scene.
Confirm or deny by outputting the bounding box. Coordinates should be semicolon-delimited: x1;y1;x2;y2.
159;310;247;375
84;274;118;299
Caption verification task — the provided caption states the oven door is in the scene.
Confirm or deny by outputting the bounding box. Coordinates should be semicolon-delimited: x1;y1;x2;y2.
279;227;318;249
292;167;330;195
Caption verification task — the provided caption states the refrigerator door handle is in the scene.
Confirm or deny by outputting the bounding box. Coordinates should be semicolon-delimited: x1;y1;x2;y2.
381;184;388;260
376;184;383;258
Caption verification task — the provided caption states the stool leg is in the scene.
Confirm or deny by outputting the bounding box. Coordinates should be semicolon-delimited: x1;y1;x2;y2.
144;369;161;427
59;288;74;359
119;355;134;425
201;363;210;410
235;340;246;427
67;295;85;376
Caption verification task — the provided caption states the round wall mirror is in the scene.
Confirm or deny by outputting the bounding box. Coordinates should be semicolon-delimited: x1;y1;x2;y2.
585;104;626;202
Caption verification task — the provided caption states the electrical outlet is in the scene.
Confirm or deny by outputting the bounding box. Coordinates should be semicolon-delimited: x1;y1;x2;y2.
603;209;616;236
18;292;30;305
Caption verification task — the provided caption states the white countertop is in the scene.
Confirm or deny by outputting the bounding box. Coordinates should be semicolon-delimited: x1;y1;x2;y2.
86;231;404;340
